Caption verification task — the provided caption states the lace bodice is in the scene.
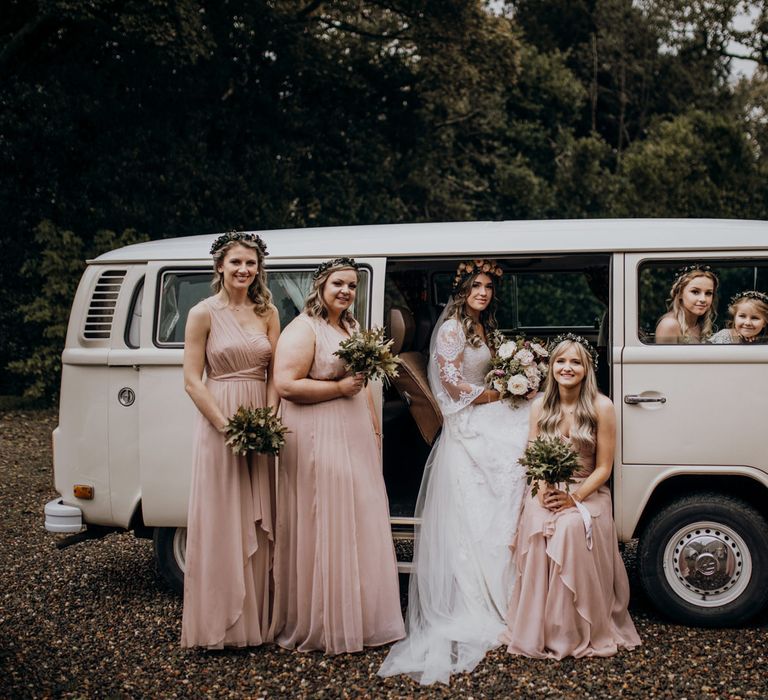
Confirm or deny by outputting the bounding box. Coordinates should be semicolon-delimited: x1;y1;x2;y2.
431;319;490;415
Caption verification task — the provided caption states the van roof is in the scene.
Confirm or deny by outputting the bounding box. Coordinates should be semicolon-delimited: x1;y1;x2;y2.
93;219;768;263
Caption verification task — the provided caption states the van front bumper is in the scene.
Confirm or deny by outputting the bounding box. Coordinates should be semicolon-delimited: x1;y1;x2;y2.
44;498;83;533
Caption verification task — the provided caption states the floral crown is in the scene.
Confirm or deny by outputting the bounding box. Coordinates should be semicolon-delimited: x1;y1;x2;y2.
452;259;503;292
730;290;768;306
673;264;716;286
548;333;598;369
313;257;359;280
210;231;268;257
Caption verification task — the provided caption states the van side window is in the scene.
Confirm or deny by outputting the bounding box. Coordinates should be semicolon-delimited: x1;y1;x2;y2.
638;260;768;344
155;267;371;346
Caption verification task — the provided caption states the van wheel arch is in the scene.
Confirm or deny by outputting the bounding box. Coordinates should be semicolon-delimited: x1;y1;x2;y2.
153;527;186;595
638;492;768;626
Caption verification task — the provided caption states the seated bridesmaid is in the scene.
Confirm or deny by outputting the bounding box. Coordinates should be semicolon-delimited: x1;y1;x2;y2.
709;291;768;344
655;265;718;343
270;257;405;654
501;334;641;659
181;232;280;648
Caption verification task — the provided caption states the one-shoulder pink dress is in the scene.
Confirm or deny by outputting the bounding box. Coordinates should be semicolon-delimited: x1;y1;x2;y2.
271;314;405;654
181;297;275;648
501;441;641;659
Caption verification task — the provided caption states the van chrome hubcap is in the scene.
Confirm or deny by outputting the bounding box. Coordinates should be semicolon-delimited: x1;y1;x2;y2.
663;521;751;607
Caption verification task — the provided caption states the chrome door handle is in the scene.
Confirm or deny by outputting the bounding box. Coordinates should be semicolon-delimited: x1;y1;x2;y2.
624;395;667;405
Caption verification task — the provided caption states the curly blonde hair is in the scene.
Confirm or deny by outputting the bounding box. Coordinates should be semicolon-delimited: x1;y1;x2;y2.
537;340;599;452
211;238;272;315
664;268;719;341
444;264;499;348
303;260;359;330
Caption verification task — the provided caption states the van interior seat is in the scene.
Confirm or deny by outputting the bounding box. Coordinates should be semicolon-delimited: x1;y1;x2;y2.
386;306;443;446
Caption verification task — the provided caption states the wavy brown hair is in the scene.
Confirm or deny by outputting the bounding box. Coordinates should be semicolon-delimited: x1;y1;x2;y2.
537;340;599;452
443;268;499;348
211;239;272;315
303;261;359;330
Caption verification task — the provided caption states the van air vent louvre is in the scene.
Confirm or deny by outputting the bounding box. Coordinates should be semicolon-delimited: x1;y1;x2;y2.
83;270;127;339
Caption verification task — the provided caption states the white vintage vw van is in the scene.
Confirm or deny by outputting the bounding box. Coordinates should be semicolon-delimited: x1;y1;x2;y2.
45;219;768;626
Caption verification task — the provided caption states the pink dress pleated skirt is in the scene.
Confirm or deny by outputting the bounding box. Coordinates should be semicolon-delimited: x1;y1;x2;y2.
181;298;275;648
501;445;641;659
271;314;405;654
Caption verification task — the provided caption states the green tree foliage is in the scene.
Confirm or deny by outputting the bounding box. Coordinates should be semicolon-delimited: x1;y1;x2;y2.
2;0;768;400
7;221;148;400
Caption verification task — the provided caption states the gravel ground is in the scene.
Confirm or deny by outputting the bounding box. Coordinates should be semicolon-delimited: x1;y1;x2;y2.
1;409;766;699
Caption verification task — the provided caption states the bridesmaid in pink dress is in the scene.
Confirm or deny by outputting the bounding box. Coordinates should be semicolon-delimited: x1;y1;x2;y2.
501;335;641;659
271;257;405;654
181;232;281;648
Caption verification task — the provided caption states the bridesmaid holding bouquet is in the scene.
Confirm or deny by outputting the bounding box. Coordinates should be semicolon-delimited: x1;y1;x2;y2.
501;334;640;659
271;257;405;654
181;232;280;648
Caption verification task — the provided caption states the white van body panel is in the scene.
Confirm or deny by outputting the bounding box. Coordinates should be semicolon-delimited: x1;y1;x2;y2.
52;218;768;622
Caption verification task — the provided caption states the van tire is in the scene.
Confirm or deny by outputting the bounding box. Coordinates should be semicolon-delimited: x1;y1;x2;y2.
153;527;186;595
639;493;768;626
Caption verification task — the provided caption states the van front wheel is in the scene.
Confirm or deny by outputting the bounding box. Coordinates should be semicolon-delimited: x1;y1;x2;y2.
153;526;186;595
639;493;768;626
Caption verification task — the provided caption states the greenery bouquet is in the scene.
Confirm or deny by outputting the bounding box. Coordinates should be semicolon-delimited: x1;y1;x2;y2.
224;405;289;456
484;334;549;406
333;326;402;386
519;435;581;497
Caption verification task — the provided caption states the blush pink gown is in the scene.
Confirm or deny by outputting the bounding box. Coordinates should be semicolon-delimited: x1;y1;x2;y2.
271;313;405;654
501;441;641;659
181;297;275;648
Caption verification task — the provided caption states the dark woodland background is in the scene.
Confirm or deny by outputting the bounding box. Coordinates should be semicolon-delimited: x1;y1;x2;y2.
3;0;768;401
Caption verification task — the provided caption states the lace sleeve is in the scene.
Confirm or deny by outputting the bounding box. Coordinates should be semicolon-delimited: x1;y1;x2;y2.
432;320;484;413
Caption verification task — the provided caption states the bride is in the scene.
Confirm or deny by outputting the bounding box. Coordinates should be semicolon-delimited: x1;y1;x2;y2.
379;259;532;685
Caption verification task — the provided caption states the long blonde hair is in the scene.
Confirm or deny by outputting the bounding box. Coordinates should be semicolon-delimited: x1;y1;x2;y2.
443;269;499;348
665;268;719;341
303;260;358;330
537;340;598;451
211;238;272;315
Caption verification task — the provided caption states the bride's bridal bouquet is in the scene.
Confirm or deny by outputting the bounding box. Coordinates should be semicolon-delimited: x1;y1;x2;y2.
519;435;580;497
224;405;289;456
484;334;549;405
334;326;402;387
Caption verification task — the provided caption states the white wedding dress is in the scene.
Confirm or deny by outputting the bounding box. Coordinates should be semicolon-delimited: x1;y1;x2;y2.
379;318;530;685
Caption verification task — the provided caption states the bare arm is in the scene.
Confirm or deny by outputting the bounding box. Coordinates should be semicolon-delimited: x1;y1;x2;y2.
183;302;227;431
264;305;281;409
655;315;683;344
547;394;616;511
274;318;363;404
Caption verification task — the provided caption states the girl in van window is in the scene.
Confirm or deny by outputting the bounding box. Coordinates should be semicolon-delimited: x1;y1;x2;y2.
655;266;719;343
181;232;281;649
380;260;532;685
708;291;768;344
501;335;641;659
270;258;405;654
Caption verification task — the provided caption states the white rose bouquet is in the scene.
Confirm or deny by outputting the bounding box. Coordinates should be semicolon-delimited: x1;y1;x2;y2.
484;334;549;406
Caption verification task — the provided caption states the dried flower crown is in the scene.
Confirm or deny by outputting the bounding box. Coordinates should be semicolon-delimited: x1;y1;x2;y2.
730;289;768;306
452;259;503;292
674;264;715;285
210;231;268;257
313;257;359;279
548;332;599;369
